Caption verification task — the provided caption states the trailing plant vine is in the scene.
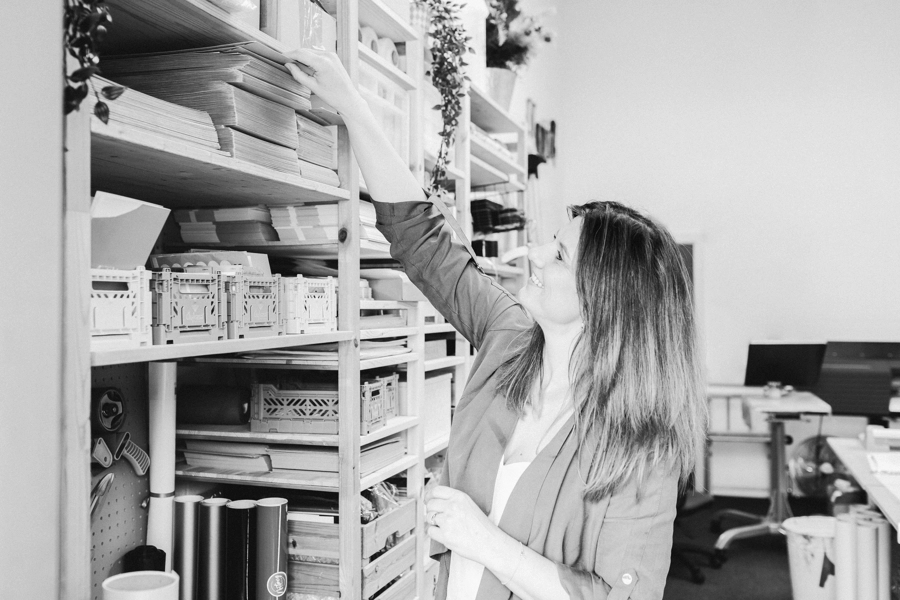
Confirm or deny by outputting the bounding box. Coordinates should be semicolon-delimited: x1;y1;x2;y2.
415;0;472;193
64;0;124;122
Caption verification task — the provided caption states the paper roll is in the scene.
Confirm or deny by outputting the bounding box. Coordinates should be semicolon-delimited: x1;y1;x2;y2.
376;37;400;68
174;495;203;600
836;514;857;600
359;26;379;53
226;500;258;600
857;521;878;600
255;498;289;600
198;498;230;600
148;362;178;571
857;516;891;600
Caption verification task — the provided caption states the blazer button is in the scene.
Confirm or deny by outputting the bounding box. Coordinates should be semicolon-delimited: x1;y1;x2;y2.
622;573;633;585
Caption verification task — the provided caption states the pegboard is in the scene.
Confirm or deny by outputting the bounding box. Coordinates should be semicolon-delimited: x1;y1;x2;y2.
90;363;150;600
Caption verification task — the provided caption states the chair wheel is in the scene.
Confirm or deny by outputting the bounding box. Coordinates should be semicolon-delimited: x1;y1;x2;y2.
710;519;722;534
709;550;726;569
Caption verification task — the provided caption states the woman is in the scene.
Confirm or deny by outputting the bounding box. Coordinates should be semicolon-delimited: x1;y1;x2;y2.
287;50;707;600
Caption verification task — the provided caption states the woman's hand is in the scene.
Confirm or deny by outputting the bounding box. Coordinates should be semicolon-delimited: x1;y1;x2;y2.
424;486;504;567
283;48;367;121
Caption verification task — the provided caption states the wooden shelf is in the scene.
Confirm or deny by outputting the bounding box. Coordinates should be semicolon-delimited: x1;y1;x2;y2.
468;84;525;135
424;435;450;458
425;356;467;371
195;352;420;370
176;463;340;491
424;149;466;181
422;323;457;335
91;330;355;367
176;415;420;447
361;300;412;311
92;121;348;208
169;238;391;260
360;326;419;340
359;43;416;91
361;454;419;489
469;131;525;178
320;0;418;43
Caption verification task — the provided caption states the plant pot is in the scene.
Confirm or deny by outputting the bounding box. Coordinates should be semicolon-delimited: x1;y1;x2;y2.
486;67;517;112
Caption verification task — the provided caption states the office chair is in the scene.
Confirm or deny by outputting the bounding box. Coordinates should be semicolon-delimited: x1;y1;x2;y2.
669;476;719;584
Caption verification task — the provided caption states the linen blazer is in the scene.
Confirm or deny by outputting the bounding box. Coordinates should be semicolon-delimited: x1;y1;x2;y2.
374;199;677;600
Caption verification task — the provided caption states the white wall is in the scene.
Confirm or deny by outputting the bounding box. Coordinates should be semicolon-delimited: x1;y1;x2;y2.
514;0;900;382
0;0;63;597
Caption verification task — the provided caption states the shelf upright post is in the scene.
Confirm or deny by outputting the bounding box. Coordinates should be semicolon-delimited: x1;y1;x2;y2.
407;34;425;186
61;79;93;600
402;302;426;597
457;94;472;241
336;0;363;598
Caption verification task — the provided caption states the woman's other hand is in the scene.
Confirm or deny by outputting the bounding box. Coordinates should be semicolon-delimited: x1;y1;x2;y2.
284;48;367;121
425;486;502;567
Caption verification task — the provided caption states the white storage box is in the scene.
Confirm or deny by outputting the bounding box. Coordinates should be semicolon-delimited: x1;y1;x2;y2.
281;275;337;334
402;373;452;446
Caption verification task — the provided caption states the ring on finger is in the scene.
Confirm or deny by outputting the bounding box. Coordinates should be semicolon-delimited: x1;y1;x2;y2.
428;511;439;526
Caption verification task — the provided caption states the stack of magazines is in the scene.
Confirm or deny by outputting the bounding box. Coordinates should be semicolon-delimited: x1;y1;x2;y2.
93;75;224;154
269;202;388;247
296;114;337;170
100;43;340;182
174;205;277;244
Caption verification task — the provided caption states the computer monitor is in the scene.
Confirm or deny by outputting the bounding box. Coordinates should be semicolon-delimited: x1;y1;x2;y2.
743;342;827;391
814;341;900;419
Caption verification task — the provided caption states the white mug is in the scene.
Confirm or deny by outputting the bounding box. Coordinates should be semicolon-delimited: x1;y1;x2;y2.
102;570;179;600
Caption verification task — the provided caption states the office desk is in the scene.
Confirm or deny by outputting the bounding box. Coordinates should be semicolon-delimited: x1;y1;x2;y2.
707;385;831;555
827;437;900;542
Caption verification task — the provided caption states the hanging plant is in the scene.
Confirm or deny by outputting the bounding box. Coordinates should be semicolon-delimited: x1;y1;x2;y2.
64;0;124;122
415;0;472;194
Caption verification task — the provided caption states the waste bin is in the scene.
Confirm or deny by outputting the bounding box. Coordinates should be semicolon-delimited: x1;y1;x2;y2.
782;516;836;600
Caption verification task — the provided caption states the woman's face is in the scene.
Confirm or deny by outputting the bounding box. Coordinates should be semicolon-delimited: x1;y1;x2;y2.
517;216;583;330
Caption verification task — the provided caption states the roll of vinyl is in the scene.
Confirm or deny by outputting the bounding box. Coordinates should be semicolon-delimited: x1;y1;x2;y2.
835;514;857;600
176;386;251;425
359;26;379;53
198;498;229;600
857;521;878;600
174;495;203;600
226;500;258;600
255;498;289;600
376;37;400;68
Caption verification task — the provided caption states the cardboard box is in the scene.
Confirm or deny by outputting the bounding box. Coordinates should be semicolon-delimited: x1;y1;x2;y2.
91;191;170;270
360;269;427;301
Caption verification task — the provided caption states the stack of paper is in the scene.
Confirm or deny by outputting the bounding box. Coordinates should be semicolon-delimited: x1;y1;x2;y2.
239;339;410;364
268;435;405;475
296;114;338;170
174;205;277;244
181;440;272;472
101;44;312;175
93;75;224;153
269;202;388;247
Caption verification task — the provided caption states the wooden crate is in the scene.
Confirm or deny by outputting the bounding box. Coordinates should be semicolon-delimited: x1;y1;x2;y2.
288;497;417;599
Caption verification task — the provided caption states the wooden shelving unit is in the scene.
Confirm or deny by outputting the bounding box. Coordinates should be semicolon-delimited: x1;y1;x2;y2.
56;0;537;597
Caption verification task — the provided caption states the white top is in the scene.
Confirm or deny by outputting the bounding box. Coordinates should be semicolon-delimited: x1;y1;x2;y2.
446;459;530;600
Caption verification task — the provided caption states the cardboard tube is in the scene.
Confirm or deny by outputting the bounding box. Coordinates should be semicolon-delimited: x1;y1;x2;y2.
226;500;258;600
148;362;178;571
174;495;203;600
198;498;229;600
359;26;378;53
858;516;891;600
376;37;400;68
856;521;878;600
255;498;289;600
835;514;857;600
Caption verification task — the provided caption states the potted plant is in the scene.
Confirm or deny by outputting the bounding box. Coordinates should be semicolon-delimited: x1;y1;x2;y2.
485;0;552;110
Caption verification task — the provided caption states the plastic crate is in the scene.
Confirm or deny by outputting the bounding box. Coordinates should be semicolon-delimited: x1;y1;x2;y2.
90;267;153;349
224;273;283;339
251;380;386;435
281;275;336;335
376;373;399;419
150;268;226;345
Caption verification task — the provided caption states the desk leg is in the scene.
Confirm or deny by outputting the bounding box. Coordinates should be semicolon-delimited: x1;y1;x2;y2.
714;418;792;554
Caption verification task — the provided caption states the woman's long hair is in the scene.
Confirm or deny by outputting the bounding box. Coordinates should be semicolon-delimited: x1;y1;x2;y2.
496;201;707;501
